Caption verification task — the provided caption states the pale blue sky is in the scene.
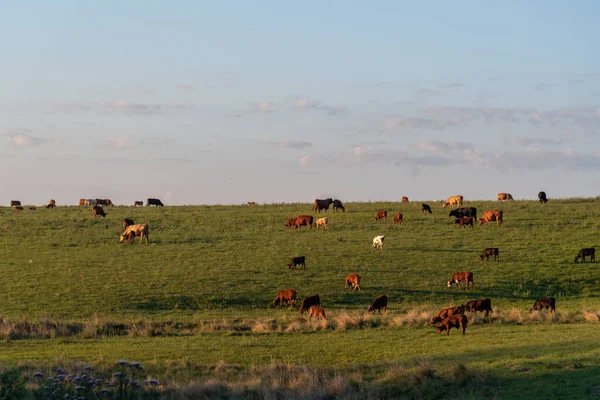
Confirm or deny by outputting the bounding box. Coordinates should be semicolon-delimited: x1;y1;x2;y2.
1;1;599;204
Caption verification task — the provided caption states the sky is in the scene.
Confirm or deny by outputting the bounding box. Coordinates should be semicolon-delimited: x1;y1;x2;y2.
1;1;599;205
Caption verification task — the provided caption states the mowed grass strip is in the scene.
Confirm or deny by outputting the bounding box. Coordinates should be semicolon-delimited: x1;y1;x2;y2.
0;199;599;321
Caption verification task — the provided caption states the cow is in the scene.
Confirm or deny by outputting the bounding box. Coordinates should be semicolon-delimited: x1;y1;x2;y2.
247;202;256;206
574;248;595;263
294;215;313;229
146;198;164;207
10;201;21;207
308;305;326;320
13;206;23;211
372;235;385;250
46;203;55;209
272;289;297;308
442;195;463;208
479;209;503;226
94;199;113;206
122;218;135;230
479;248;499;262
392;213;403;225
421;204;432;215
430;306;466;324
345;273;361;291
374;210;387;222
463;298;493;317
298;295;320;315
285;218;297;228
85;199;94;206
120;224;149;243
313;198;333;213
538;191;548;204
79;199;87;206
134;201;143;206
497;193;514;201
47;199;56;209
367;295;388;313
531;297;556;313
287;256;306;270
448;207;477;221
401;196;409;203
28;207;36;211
333;199;345;212
447;272;474;290
91;206;106;218
453;217;473;228
436;314;468;336
315;217;328;229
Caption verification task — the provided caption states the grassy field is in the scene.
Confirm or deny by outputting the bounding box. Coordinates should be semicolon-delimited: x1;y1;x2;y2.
0;199;600;398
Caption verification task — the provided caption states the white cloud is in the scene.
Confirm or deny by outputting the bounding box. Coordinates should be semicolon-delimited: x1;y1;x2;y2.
299;155;313;167
5;131;53;148
266;140;312;149
106;136;136;150
255;101;274;112
293;97;347;115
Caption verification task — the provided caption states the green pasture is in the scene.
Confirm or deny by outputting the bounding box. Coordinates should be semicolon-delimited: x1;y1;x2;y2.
0;199;599;398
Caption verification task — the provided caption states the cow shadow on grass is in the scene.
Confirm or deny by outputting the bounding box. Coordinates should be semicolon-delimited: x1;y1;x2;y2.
405;247;480;253
126;295;199;311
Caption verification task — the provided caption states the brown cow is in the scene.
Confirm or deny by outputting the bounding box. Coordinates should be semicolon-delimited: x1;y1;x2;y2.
46;199;56;209
272;289;297;308
295;215;313;229
436;314;468;335
298;295;320;315
308;305;326;320
79;199;87;206
120;224;149;243
10;200;21;207
442;195;463;209
285;218;297;228
531;297;556;313
392;213;403;225
367;295;388;313
574;248;595;263
479;248;499;262
463;298;493;317
134;201;143;206
123;218;135;230
247;202;256;206
453;217;473;228
91;206;106;218
94;199;113;206
421;203;432;214
345;273;361;291
497;193;514;201
401;196;409;203
374;210;387;222
479;209;503;226
430;306;466;324
13;206;23;211
447;272;474;290
287;256;306;270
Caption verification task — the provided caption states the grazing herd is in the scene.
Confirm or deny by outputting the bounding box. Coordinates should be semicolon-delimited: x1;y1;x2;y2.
5;192;589;337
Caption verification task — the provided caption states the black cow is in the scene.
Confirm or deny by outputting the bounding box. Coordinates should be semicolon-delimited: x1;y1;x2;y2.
147;198;164;207
574;248;595;263
333;199;345;212
298;295;320;315
538;191;548;204
421;203;432;214
449;207;477;221
287;256;306;270
313;198;333;213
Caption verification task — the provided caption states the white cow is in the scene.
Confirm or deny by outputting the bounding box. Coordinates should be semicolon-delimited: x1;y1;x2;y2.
315;217;328;229
372;235;385;250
